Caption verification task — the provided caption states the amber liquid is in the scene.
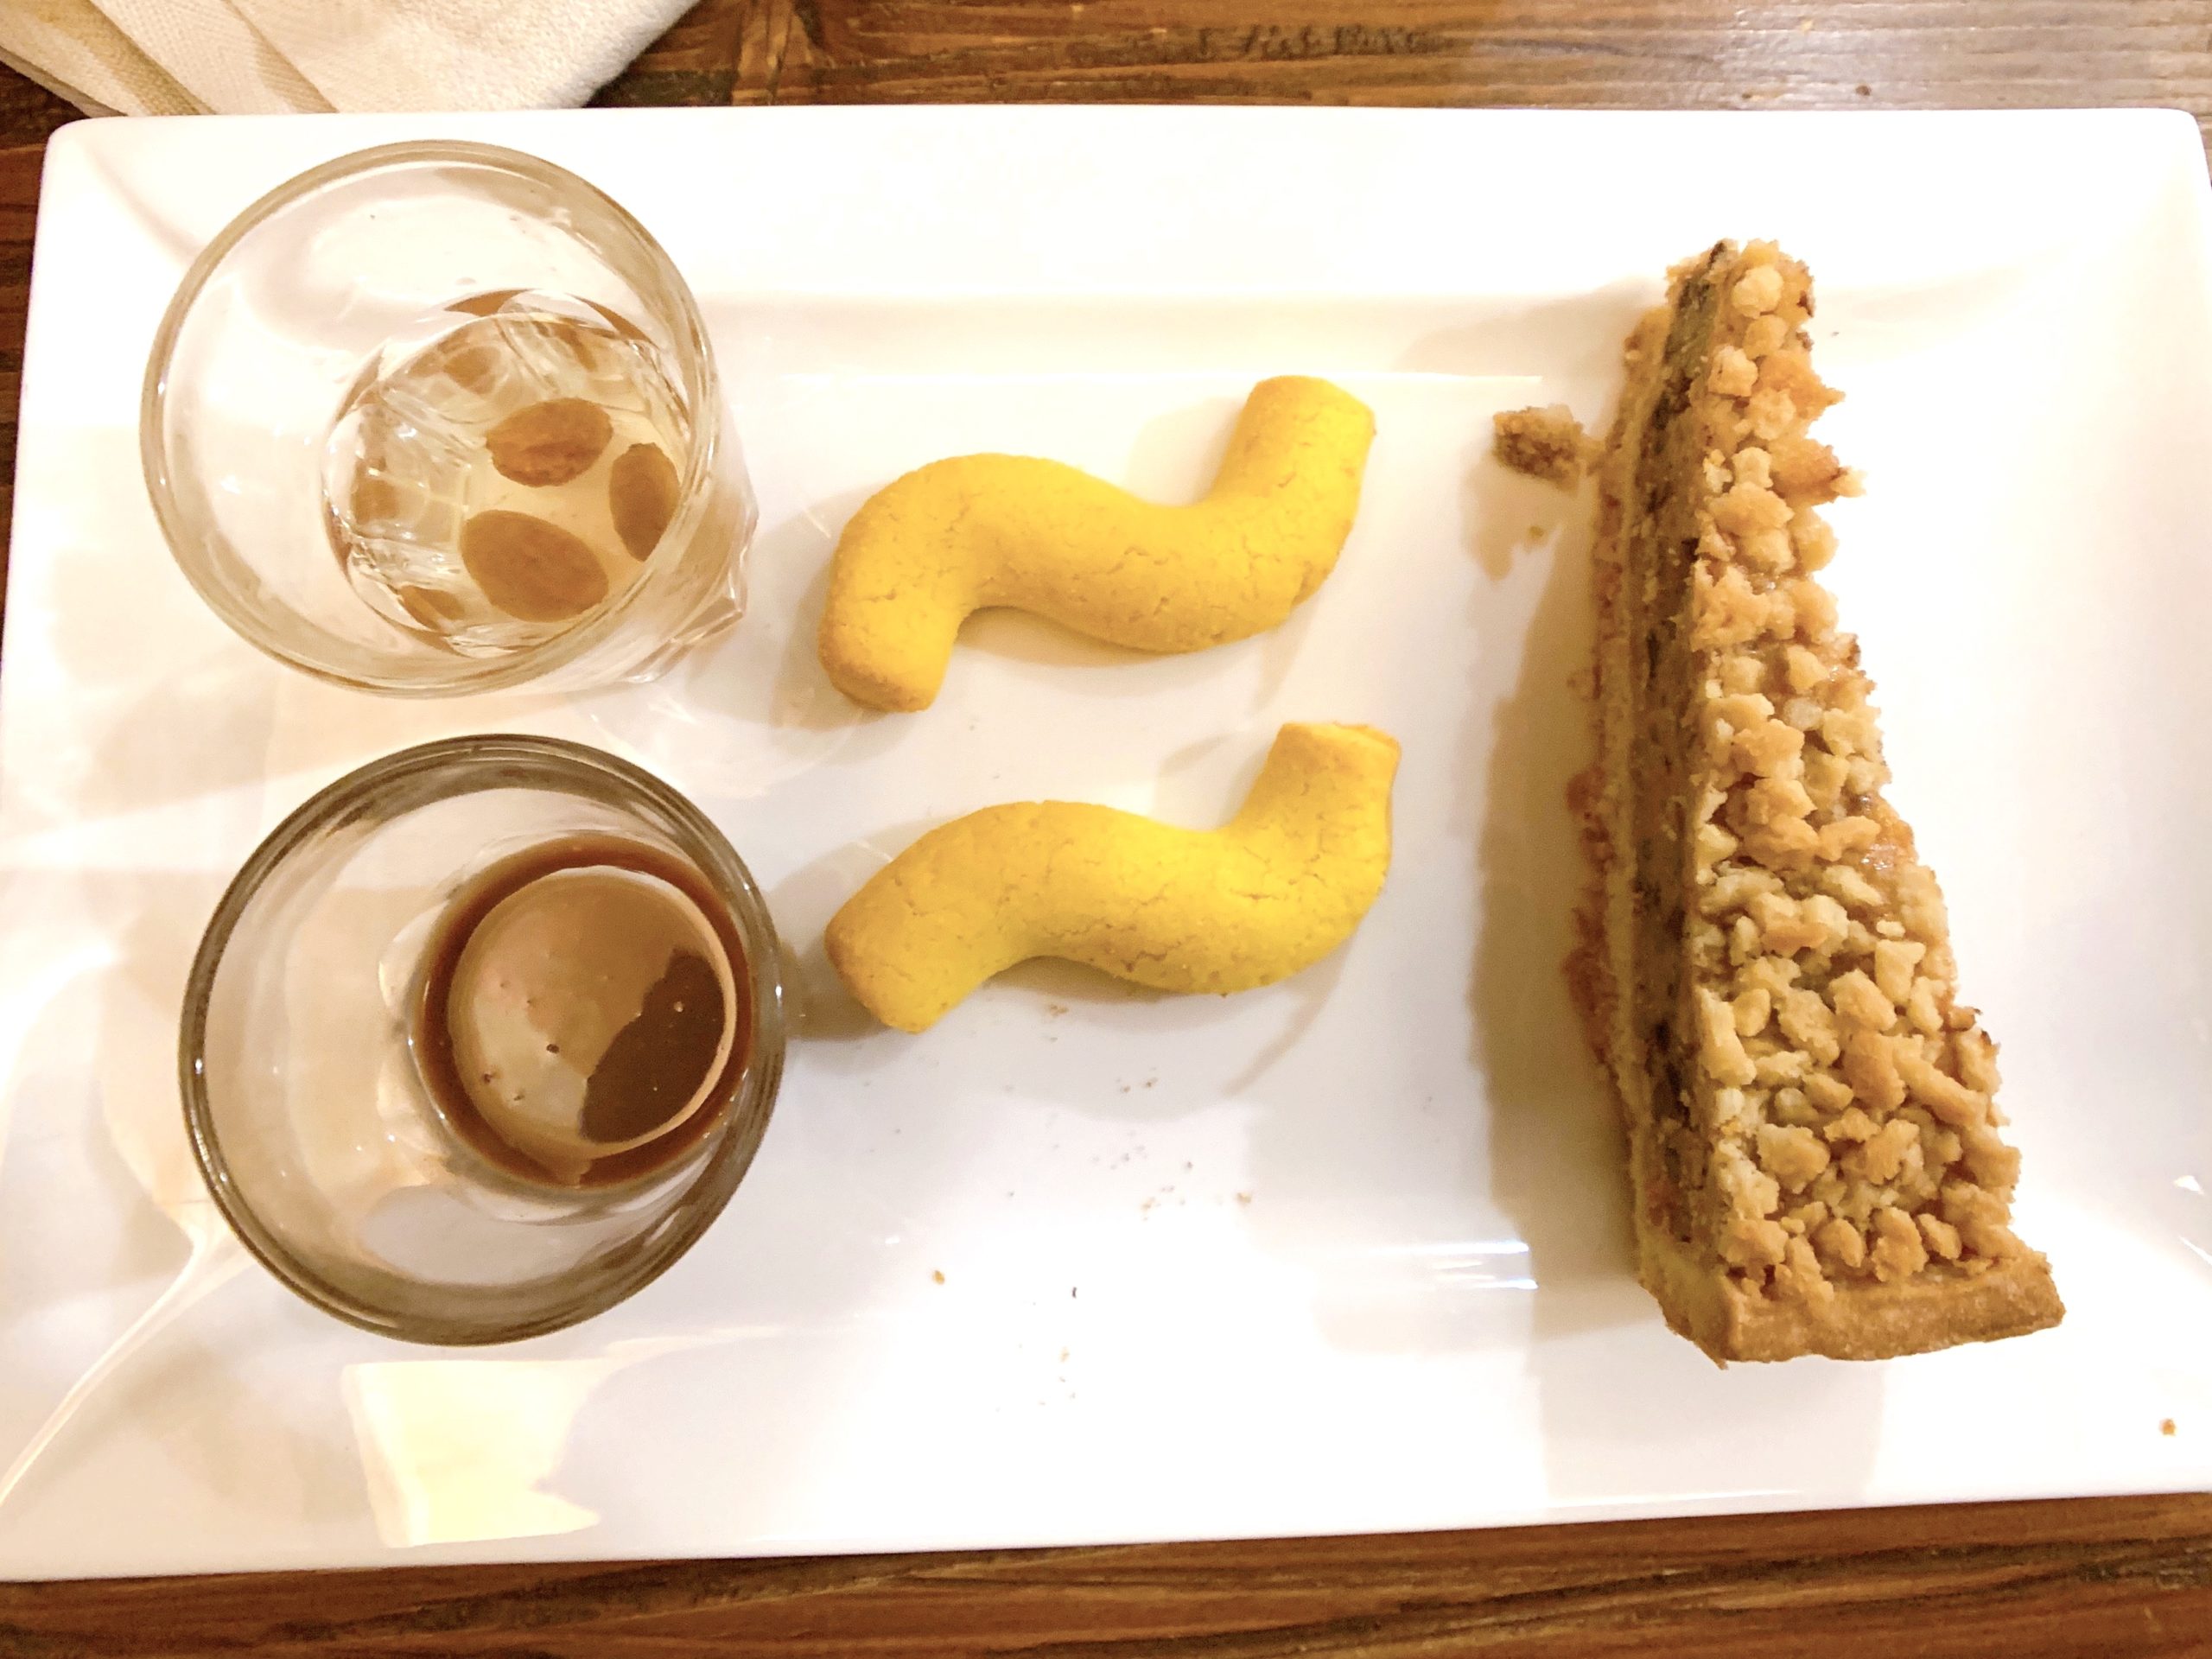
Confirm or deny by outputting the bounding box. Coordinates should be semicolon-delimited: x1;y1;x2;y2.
323;289;690;657
411;834;753;1189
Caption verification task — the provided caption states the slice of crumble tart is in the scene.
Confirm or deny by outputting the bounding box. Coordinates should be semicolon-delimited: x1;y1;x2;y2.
1567;239;2063;1362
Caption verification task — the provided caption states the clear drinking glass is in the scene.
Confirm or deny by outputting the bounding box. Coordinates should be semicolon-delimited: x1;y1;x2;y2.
181;736;785;1344
143;141;754;696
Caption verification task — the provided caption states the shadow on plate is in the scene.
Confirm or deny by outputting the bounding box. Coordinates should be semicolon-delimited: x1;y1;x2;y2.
1459;400;1888;1507
0;867;367;1531
581;488;905;798
1395;283;1653;385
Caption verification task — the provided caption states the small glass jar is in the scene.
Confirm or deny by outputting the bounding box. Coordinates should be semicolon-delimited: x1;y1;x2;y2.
143;140;754;696
180;735;785;1344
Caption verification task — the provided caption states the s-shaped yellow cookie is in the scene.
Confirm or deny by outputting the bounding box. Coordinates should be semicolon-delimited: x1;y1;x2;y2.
825;722;1399;1032
817;377;1376;711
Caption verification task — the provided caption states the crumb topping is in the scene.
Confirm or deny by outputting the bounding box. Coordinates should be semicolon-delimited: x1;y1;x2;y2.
1678;243;2029;1299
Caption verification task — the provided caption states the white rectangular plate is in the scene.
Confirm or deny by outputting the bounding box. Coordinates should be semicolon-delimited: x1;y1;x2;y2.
3;107;2210;1580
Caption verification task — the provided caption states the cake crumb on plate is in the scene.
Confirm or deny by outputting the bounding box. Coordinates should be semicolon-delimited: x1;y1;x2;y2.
1493;404;1592;486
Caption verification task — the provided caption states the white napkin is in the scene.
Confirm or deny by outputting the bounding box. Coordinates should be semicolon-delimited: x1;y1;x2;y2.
0;0;696;115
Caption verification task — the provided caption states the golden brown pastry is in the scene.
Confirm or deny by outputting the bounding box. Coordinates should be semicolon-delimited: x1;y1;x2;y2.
827;723;1398;1032
1566;240;2063;1362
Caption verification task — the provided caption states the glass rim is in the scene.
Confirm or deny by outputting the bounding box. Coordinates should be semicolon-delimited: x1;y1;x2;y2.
139;139;727;697
178;734;787;1345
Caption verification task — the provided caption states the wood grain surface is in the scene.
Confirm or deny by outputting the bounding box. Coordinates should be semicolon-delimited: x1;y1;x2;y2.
597;0;2212;124
2;3;2209;1654
1;1494;2209;1655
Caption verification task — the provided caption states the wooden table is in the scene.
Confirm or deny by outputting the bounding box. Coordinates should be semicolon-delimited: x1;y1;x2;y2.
2;3;2209;1652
